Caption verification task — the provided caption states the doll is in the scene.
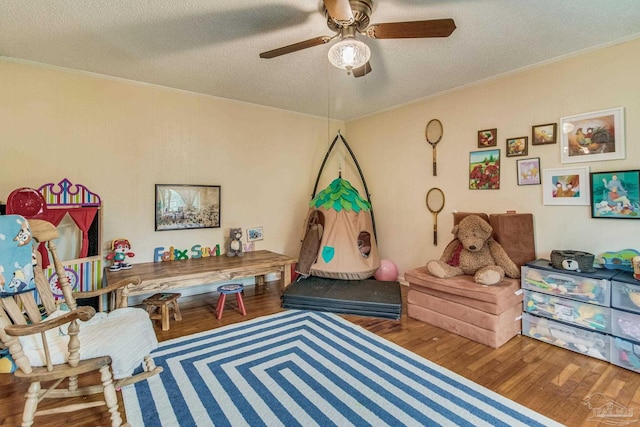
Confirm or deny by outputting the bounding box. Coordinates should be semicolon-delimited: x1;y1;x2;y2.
106;238;135;271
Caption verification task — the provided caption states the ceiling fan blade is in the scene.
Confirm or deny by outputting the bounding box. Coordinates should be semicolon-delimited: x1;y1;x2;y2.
259;36;332;58
366;18;456;39
353;61;372;78
323;0;354;24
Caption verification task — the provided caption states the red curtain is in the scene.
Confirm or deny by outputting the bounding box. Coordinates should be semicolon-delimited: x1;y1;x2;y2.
67;207;98;258
35;209;67;268
42;209;68;226
36;208;98;267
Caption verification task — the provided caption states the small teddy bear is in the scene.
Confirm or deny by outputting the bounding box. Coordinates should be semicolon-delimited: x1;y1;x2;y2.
426;215;520;286
226;228;244;257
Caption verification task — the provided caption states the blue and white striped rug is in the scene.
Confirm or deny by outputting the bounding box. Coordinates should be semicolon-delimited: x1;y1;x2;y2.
123;310;561;426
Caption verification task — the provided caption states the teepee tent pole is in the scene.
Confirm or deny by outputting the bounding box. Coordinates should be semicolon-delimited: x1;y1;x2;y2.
311;131;376;239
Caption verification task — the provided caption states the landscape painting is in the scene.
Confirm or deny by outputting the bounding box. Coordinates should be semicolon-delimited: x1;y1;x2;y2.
155;184;221;231
469;149;500;190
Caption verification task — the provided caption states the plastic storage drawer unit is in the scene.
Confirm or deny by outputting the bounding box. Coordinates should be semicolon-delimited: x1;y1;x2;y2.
522;313;610;361
523;290;611;333
612;309;640;342
611;336;640;373
521;259;615;306
611;271;640;314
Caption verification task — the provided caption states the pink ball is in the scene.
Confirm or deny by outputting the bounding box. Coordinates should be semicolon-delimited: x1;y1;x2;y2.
375;259;398;281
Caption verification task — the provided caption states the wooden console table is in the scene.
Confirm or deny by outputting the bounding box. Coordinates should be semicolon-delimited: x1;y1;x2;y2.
103;250;297;301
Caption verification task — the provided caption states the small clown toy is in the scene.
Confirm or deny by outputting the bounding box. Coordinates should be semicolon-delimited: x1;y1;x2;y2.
106;238;135;272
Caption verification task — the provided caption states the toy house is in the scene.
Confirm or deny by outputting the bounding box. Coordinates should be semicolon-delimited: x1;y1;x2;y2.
6;179;103;296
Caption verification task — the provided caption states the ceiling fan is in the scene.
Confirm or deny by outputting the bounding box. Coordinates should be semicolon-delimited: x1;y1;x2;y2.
259;0;456;77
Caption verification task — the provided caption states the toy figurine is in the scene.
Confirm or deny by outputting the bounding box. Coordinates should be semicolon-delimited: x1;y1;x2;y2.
106;238;135;271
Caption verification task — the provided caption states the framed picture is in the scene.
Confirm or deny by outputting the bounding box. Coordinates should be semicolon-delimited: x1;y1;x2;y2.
560;107;625;163
542;166;590;206
155;184;221;231
247;226;264;241
506;137;528;157
532;123;557;145
477;128;497;148
469;149;500;190
516;158;541;186
590;170;640;219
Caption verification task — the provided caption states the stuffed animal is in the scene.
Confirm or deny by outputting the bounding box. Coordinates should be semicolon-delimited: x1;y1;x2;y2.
227;228;244;257
426;215;520;286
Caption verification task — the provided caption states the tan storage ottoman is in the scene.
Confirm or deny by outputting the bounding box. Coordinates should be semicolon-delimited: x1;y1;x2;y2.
406;268;522;314
405;212;534;347
405;267;523;348
408;302;522;348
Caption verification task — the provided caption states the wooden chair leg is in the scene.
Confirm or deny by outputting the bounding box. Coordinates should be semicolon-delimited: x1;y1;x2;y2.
68;374;79;392
172;300;182;321
22;382;40;427
99;365;123;427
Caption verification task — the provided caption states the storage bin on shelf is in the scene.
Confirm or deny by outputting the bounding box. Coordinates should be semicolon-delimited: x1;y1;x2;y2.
611;271;640;314
610;336;640;373
521;259;615;307
523;289;611;333
522;312;610;361
609;270;640;372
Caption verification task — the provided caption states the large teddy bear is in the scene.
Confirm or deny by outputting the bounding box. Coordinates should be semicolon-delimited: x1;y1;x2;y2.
426;214;520;285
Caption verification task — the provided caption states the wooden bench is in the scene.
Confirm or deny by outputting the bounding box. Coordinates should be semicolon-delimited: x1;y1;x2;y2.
104;250;297;304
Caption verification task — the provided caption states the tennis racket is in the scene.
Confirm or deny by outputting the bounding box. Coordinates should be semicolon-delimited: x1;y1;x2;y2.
425;119;443;176
426;187;445;245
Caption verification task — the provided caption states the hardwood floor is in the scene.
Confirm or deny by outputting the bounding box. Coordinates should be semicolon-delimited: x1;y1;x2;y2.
1;281;639;426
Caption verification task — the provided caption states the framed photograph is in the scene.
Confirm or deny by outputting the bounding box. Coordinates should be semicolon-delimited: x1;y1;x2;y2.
516;158;541;186
246;226;264;241
532;123;557;145
477;128;497;148
469;149;500;190
506;136;528;157
590;170;640;219
155;184;221;231
560;107;625;163
542;166;590;206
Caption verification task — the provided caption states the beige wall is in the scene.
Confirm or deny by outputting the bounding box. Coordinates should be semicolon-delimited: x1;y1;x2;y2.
346;38;640;276
2;38;638;279
0;60;344;263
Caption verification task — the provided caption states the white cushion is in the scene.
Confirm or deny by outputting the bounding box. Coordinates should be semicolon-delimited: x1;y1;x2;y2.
19;307;158;379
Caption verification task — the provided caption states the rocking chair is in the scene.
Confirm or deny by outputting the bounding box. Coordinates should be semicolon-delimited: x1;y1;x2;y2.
0;215;162;426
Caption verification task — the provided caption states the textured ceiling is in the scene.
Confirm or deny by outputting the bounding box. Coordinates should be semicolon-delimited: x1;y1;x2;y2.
1;0;639;121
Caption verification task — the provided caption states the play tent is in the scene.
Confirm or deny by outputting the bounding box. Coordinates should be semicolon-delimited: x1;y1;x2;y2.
297;177;380;280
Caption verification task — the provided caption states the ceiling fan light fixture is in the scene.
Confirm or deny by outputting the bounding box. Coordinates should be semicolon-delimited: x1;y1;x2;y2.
328;38;370;74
